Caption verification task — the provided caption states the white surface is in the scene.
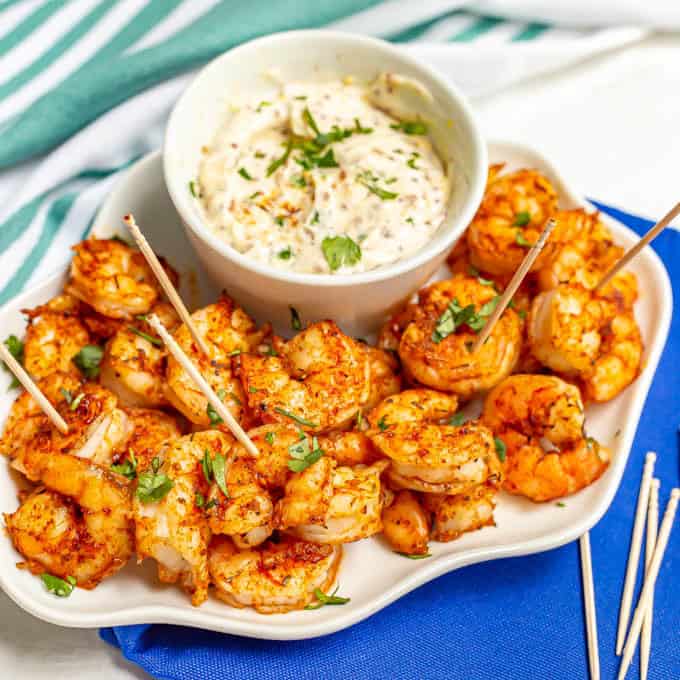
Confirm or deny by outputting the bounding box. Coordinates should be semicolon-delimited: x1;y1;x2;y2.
164;30;487;336
0;140;671;664
1;34;679;680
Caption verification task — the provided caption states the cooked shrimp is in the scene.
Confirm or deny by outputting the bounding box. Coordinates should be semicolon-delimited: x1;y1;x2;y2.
482;374;610;501
537;209;638;310
362;345;402;412
281;459;389;544
100;302;180;408
66;238;163;319
5;445;133;587
367;389;502;494
206;455;274;549
388;276;521;399
528;284;643;401
134;430;222;606
381;490;430;555
165;296;265;426
424;484;497;542
209;535;342;614
116;407;185;472
320;430;382;466
466;165;562;276
22;295;90;379
2;372;132;471
240;321;370;433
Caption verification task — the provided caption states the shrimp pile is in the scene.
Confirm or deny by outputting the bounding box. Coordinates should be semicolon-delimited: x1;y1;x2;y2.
0;167;645;615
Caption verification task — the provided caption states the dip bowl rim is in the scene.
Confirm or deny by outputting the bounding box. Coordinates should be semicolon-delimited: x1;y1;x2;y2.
163;29;487;288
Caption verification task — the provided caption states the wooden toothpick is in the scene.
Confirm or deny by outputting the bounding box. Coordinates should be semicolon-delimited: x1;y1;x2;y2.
579;532;600;680
471;217;556;353
596;202;680;292
145;314;258;457
0;342;68;434
617;489;679;680
640;478;660;680
616;452;656;655
123;214;210;356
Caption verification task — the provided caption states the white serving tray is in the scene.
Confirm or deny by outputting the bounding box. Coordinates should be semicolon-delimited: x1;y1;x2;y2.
0;143;671;640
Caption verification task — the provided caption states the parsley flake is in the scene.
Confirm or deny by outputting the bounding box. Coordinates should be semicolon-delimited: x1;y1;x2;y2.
206;388;227;425
188;180;200;198
515;231;534;248
277;246;293;260
72;345;104;379
128;326;162;347
305;586;350;610
356;169;398;200
513;211;531;226
448;412;470;427
431;296;500;343
136;467;174;504
264;431;275;445
390;120;428;135
111;450;138;479
290;306;302;331
212;452;229;498
494;437;507;462
3;334;24;389
396;552;432;559
321;235;362;272
377;416;388;431
287;431;324;472
274;407;317;428
41;573;76;597
238;167;254;181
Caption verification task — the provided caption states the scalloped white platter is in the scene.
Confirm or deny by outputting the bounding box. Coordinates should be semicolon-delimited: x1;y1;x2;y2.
0;142;671;640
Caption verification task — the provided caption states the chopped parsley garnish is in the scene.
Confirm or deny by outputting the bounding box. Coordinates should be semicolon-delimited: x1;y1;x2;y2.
431;296;500;343
72;344;104;379
494;437;507;462
396;552;432;559
321;235;362;271
476;275;495;287
254;151;265;159
556;501;566;508
296;147;338;170
354;118;373;134
111;450;138;479
277;246;293;260
264;431;275;445
407;152;420;169
518;309;528;320
128;326;162;347
406;217;415;225
238;167;254;181
69;393;84;411
249;190;262;200
287;431;324;472
59;387;73;404
513;211;531;226
274;216;285;227
377;416;388;431
195;491;206;508
356;169;398;200
248;387;258;394
290;306;302;331
136;460;174;504
206;388;227;425
311;210;320;225
448;412;470;427
274;406;317;429
212;452;229;498
41;573;76;598
188;180;200;198
294;95;308;100
292;174;307;188
256;100;272;112
302;107;321;136
356;410;364;428
305;586;350;610
267;138;293;176
515;231;534;248
3;334;24;388
390;120;428;135
202;449;213;483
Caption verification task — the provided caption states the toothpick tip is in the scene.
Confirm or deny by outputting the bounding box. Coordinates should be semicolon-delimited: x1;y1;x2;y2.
651;478;660;490
645;452;656;464
671;488;680;500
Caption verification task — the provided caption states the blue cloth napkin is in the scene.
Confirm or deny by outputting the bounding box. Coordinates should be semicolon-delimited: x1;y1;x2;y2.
102;202;679;680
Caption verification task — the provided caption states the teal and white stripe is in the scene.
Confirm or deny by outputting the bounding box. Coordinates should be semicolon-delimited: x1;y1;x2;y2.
0;0;649;306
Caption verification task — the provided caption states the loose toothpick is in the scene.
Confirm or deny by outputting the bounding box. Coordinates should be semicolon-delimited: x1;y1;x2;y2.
595;201;680;292
640;478;660;680
617;488;680;680
123;214;210;356
579;532;600;680
616;452;656;655
471;217;556;353
145;314;258;457
0;342;68;434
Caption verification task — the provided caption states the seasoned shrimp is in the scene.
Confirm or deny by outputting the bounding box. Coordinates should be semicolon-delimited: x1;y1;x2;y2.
209;535;342;614
66;238;164;319
528;284;643;401
134;430;221;606
206;454;274;549
2;372;132;471
165;296;265;426
280;459;389;544
381;490;430;555
241;321;370;433
101;302;180;408
424;484;497;542
22;295;90;379
537;209;638;310
116;407;185;472
5;445;133;587
466;165;563;276
320;430;382;466
362;345;402;412
482;374;610;501
389;276;521;399
367;389;502;494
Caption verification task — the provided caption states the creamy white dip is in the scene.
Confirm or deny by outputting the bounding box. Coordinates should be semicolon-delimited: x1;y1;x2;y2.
197;74;450;274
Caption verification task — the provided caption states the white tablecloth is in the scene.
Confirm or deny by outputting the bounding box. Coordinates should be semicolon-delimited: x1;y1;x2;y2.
2;32;679;680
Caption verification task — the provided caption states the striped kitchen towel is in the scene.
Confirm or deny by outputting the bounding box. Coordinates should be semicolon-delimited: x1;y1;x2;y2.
0;0;674;305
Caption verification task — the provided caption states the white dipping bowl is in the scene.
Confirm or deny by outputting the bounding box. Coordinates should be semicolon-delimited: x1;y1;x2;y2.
164;30;487;335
